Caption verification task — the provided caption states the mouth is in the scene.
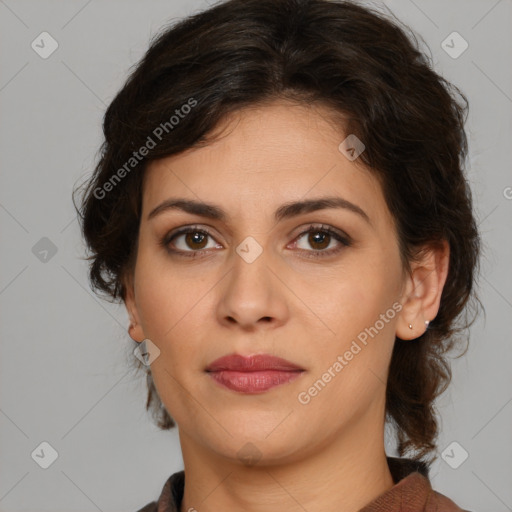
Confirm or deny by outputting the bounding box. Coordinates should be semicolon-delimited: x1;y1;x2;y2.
205;353;305;394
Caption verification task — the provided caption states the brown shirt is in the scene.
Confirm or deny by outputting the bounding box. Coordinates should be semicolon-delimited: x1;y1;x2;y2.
136;457;471;512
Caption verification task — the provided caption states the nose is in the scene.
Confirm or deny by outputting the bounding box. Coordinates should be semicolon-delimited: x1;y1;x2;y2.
215;245;290;331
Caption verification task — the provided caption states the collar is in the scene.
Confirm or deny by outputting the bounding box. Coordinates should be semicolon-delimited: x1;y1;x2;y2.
142;456;467;512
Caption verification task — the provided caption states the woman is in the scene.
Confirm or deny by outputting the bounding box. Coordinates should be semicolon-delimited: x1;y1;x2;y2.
75;0;480;510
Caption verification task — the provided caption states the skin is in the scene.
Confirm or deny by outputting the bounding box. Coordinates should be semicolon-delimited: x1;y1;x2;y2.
124;99;449;512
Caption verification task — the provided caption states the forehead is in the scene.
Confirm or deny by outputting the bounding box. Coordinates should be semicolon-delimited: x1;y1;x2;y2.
141;100;389;227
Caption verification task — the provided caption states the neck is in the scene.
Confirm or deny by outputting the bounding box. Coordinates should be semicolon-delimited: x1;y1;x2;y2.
179;414;395;512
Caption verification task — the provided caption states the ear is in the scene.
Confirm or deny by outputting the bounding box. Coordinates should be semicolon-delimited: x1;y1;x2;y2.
123;272;145;343
396;240;450;340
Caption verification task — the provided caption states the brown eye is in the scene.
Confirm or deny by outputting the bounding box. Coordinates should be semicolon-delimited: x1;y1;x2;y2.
292;224;352;259
307;231;331;250
163;227;222;255
184;231;208;250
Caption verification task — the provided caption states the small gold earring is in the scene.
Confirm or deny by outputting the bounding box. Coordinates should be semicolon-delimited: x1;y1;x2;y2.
408;324;413;329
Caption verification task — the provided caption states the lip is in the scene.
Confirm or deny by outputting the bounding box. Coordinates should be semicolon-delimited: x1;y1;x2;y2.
206;353;304;372
205;354;305;394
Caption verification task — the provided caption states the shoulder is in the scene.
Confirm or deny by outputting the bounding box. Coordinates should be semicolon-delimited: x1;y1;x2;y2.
384;457;473;512
134;470;185;512
429;489;474;512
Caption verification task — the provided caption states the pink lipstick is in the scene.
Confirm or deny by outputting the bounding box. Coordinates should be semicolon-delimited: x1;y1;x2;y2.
205;353;304;393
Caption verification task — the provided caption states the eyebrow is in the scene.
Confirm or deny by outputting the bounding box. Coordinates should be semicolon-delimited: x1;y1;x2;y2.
147;196;371;224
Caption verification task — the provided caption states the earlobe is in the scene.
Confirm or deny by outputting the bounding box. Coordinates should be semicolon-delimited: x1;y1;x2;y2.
128;321;145;343
396;240;450;340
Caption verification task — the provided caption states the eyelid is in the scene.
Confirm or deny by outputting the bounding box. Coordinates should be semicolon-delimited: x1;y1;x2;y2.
286;223;352;259
161;222;352;256
289;223;352;245
161;224;222;251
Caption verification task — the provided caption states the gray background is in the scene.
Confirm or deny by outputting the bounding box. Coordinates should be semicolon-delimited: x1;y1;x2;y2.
0;0;511;510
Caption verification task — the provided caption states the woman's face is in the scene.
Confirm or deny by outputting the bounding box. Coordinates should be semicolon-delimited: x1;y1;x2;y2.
126;100;409;465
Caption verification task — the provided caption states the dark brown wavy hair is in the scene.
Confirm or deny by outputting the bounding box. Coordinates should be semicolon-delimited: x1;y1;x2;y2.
74;0;481;465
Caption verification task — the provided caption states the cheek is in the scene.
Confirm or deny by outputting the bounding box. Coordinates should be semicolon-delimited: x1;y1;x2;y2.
133;239;204;338
297;288;398;432
303;251;402;394
309;262;397;339
136;278;200;344
133;249;217;384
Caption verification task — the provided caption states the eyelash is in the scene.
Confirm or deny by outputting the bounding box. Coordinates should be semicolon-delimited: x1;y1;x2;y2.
160;224;352;259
